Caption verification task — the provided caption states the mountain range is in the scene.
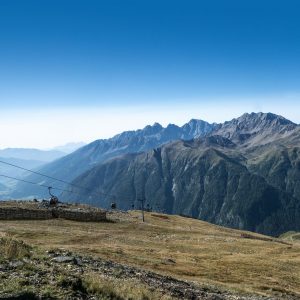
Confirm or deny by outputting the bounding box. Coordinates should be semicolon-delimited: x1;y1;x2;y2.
7;112;300;236
0;148;66;162
51;142;87;154
0;143;85;197
10;119;217;198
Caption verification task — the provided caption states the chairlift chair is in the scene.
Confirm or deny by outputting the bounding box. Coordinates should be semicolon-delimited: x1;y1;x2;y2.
48;187;59;206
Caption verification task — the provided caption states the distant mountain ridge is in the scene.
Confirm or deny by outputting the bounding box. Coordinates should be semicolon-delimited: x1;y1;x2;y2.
0;148;66;162
51;142;86;154
0;157;47;199
70;137;300;236
11;119;217;198
8;112;300;236
64;112;300;236
213;112;297;146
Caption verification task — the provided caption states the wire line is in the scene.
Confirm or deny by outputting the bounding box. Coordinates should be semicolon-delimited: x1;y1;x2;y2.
0;159;85;189
0;174;75;194
0;159;115;198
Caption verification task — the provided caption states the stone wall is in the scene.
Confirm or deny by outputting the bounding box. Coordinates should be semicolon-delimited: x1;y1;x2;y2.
0;207;107;222
55;209;107;222
0;207;52;220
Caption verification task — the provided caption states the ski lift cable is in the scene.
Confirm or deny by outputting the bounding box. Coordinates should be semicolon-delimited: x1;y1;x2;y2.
0;159;115;198
0;174;91;196
0;173;149;211
0;159;91;191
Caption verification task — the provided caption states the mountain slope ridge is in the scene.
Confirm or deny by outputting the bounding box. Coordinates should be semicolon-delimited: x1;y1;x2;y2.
8;112;300;236
69;137;300;236
11;118;217;198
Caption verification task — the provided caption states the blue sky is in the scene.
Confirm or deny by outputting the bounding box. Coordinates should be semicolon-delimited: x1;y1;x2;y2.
0;1;300;148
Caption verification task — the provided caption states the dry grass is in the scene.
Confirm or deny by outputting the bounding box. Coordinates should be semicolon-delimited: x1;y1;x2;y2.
84;273;173;300
0;237;32;260
280;231;300;243
0;210;299;298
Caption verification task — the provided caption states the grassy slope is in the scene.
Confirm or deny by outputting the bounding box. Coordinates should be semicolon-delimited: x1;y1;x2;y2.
280;231;300;242
0;211;299;298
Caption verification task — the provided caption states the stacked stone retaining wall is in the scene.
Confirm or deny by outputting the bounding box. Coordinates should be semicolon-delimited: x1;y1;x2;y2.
55;209;107;222
0;207;106;222
0;207;52;220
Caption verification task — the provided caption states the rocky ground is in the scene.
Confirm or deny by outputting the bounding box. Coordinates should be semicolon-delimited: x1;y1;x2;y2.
0;244;291;300
0;208;299;299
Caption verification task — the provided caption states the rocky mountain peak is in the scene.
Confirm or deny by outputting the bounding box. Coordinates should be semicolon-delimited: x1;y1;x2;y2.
238;112;295;126
143;123;163;135
181;119;215;137
213;112;297;144
11;112;299;205
153;122;163;128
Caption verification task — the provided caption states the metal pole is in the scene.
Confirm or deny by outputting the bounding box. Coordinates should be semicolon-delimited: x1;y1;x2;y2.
138;198;145;222
142;198;145;222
